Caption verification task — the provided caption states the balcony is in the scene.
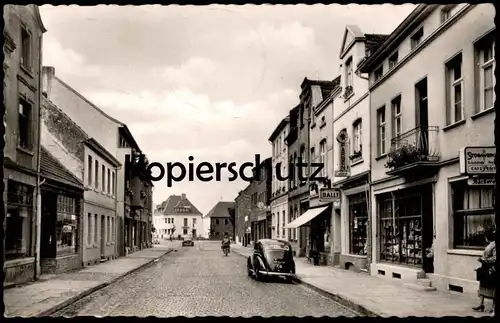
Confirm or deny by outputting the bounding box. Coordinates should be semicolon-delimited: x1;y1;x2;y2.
385;126;440;177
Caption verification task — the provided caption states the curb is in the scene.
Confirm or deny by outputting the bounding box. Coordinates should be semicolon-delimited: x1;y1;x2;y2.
232;248;380;317
35;249;173;317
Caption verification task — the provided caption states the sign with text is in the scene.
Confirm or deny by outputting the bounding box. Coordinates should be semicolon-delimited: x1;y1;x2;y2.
467;177;495;186
459;147;496;175
319;188;341;203
334;170;350;177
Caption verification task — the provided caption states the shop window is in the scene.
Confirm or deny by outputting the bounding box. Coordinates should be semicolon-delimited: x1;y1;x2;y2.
379;193;423;266
452;182;495;249
349;192;369;255
5;181;34;261
56;195;78;255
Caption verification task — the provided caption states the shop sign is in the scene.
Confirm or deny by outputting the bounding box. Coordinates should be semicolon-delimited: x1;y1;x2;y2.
459;147;495;175
246;227;251;233
257;214;267;221
244;215;248;222
319;188;341;203
335;170;350;177
467;177;495;186
257;202;271;211
62;225;73;233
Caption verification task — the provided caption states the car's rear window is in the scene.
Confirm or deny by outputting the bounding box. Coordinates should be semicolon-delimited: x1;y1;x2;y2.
265;249;286;260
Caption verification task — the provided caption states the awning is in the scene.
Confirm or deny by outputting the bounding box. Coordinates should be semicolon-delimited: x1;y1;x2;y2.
285;206;329;229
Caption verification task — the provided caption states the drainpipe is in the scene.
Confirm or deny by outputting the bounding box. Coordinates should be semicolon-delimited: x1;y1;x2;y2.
34;33;43;280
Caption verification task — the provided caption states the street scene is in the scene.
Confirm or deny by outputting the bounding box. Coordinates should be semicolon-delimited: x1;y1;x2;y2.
3;3;496;318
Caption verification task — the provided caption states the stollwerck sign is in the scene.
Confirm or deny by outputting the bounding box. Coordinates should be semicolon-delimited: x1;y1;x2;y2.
459;146;496;175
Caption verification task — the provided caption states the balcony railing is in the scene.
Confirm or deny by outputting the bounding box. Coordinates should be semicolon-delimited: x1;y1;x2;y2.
385;126;440;171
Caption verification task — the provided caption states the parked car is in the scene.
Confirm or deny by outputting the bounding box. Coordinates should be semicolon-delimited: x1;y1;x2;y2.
247;239;296;282
182;239;194;247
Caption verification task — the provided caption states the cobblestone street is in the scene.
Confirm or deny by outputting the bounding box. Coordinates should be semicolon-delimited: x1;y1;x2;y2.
52;241;358;317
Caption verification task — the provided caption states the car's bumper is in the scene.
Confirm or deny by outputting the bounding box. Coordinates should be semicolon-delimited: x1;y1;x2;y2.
257;270;296;277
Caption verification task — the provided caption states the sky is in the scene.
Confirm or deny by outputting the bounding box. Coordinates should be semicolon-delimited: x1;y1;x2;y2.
39;4;416;215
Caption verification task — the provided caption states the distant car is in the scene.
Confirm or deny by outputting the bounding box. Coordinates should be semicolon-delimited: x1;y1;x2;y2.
182;239;194;247
247;239;296;282
153;238;160;245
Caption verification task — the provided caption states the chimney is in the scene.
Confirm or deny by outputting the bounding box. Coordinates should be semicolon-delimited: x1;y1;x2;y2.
181;193;186;200
42;66;55;98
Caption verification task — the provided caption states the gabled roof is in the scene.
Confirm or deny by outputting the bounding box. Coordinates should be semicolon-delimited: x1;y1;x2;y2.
339;25;390;60
156;195;203;216
40;146;84;189
205;201;235;219
268;116;289;142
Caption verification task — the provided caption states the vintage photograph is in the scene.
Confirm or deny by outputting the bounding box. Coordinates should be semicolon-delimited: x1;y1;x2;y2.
2;3;496;318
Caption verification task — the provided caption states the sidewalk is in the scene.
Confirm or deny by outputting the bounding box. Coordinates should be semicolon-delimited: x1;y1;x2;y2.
231;244;490;317
4;246;172;318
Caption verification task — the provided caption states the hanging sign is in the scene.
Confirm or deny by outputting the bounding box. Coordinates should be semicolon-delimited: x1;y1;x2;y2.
467;177;495;186
459;147;495;175
319;188;341;203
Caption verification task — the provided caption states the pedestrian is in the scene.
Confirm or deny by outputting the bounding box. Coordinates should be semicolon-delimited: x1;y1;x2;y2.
473;229;496;313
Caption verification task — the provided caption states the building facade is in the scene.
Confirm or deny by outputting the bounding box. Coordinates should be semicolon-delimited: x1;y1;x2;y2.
39;147;84;274
40;95;121;267
332;27;388;272
42;66;152;256
234;185;252;246
206;202;235;240
307;76;341;266
358;3;495;294
3;4;46;285
249;158;273;242
153;194;203;240
269;116;289;240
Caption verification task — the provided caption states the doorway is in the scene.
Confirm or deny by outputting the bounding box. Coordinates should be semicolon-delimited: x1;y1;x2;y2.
415;77;429;155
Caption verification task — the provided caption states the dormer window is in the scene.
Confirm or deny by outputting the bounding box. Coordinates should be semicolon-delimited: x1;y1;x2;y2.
388;51;398;69
410;27;424;50
441;4;457;23
374;66;383;82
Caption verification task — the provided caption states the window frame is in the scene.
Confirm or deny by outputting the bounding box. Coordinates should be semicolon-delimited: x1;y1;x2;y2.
410;27;424;50
388;51;399;69
20;25;32;71
377;107;386;156
475;34;495;113
391;96;402;140
345;56;354;88
88;156;93;186
95;160;99;190
445;53;464;124
352;119;362;154
18;97;32;149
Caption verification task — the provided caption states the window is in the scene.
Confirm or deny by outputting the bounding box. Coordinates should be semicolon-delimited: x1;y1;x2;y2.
224;219;228;225
184;218;188;227
379;193;424;266
377;107;386;156
446;53;464;124
452;182;495;249
475;33;495;112
388;51;398;69
310;147;315;164
5;181;34;260
102;165;106;192
107;169;111;193
391;96;402;140
441;4;457;23
410;27;423;49
87;213;92;245
88;156;93;186
111;217;115;242
282;211;286;238
94;214;98;244
192;218;196;226
18;97;32;149
216;231;220;236
300;145;307;179
56;195;77;255
20;27;31;70
348;193;368;255
165;218;168;224
111;172;115;196
95;160;99;189
352;119;362;154
183;228;188;235
320;140;327;177
192;229;197;236
374;66;383;81
345;57;353;87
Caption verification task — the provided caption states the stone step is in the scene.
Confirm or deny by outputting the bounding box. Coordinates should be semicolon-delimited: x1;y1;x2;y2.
404;279;436;292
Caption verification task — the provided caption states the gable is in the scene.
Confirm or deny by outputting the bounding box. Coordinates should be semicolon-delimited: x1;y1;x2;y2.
339;25;365;59
159;195;203;215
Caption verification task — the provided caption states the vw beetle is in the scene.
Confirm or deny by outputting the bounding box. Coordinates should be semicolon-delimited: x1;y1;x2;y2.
247;239;296;282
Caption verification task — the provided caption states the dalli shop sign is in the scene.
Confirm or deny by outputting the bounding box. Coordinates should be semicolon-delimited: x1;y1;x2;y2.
459;147;496;175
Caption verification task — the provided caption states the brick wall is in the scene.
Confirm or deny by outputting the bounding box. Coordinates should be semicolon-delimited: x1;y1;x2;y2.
210;217;234;240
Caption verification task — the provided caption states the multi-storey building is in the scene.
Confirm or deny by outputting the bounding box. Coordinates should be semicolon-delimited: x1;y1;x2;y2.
249;157;273;241
206;201;235;240
234;185;252;246
153;194;203;240
285;79;336;259
307;76;341;266
358;4;495;294
332;26;388;272
269;116;289;240
3;4;46;285
41;95;121;267
42;66;152;256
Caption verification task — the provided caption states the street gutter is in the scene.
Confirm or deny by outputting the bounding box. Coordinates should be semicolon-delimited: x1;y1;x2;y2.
232;248;380;317
35;249;173;317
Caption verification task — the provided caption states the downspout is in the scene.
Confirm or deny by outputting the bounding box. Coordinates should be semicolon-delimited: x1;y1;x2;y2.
34;33;43;280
